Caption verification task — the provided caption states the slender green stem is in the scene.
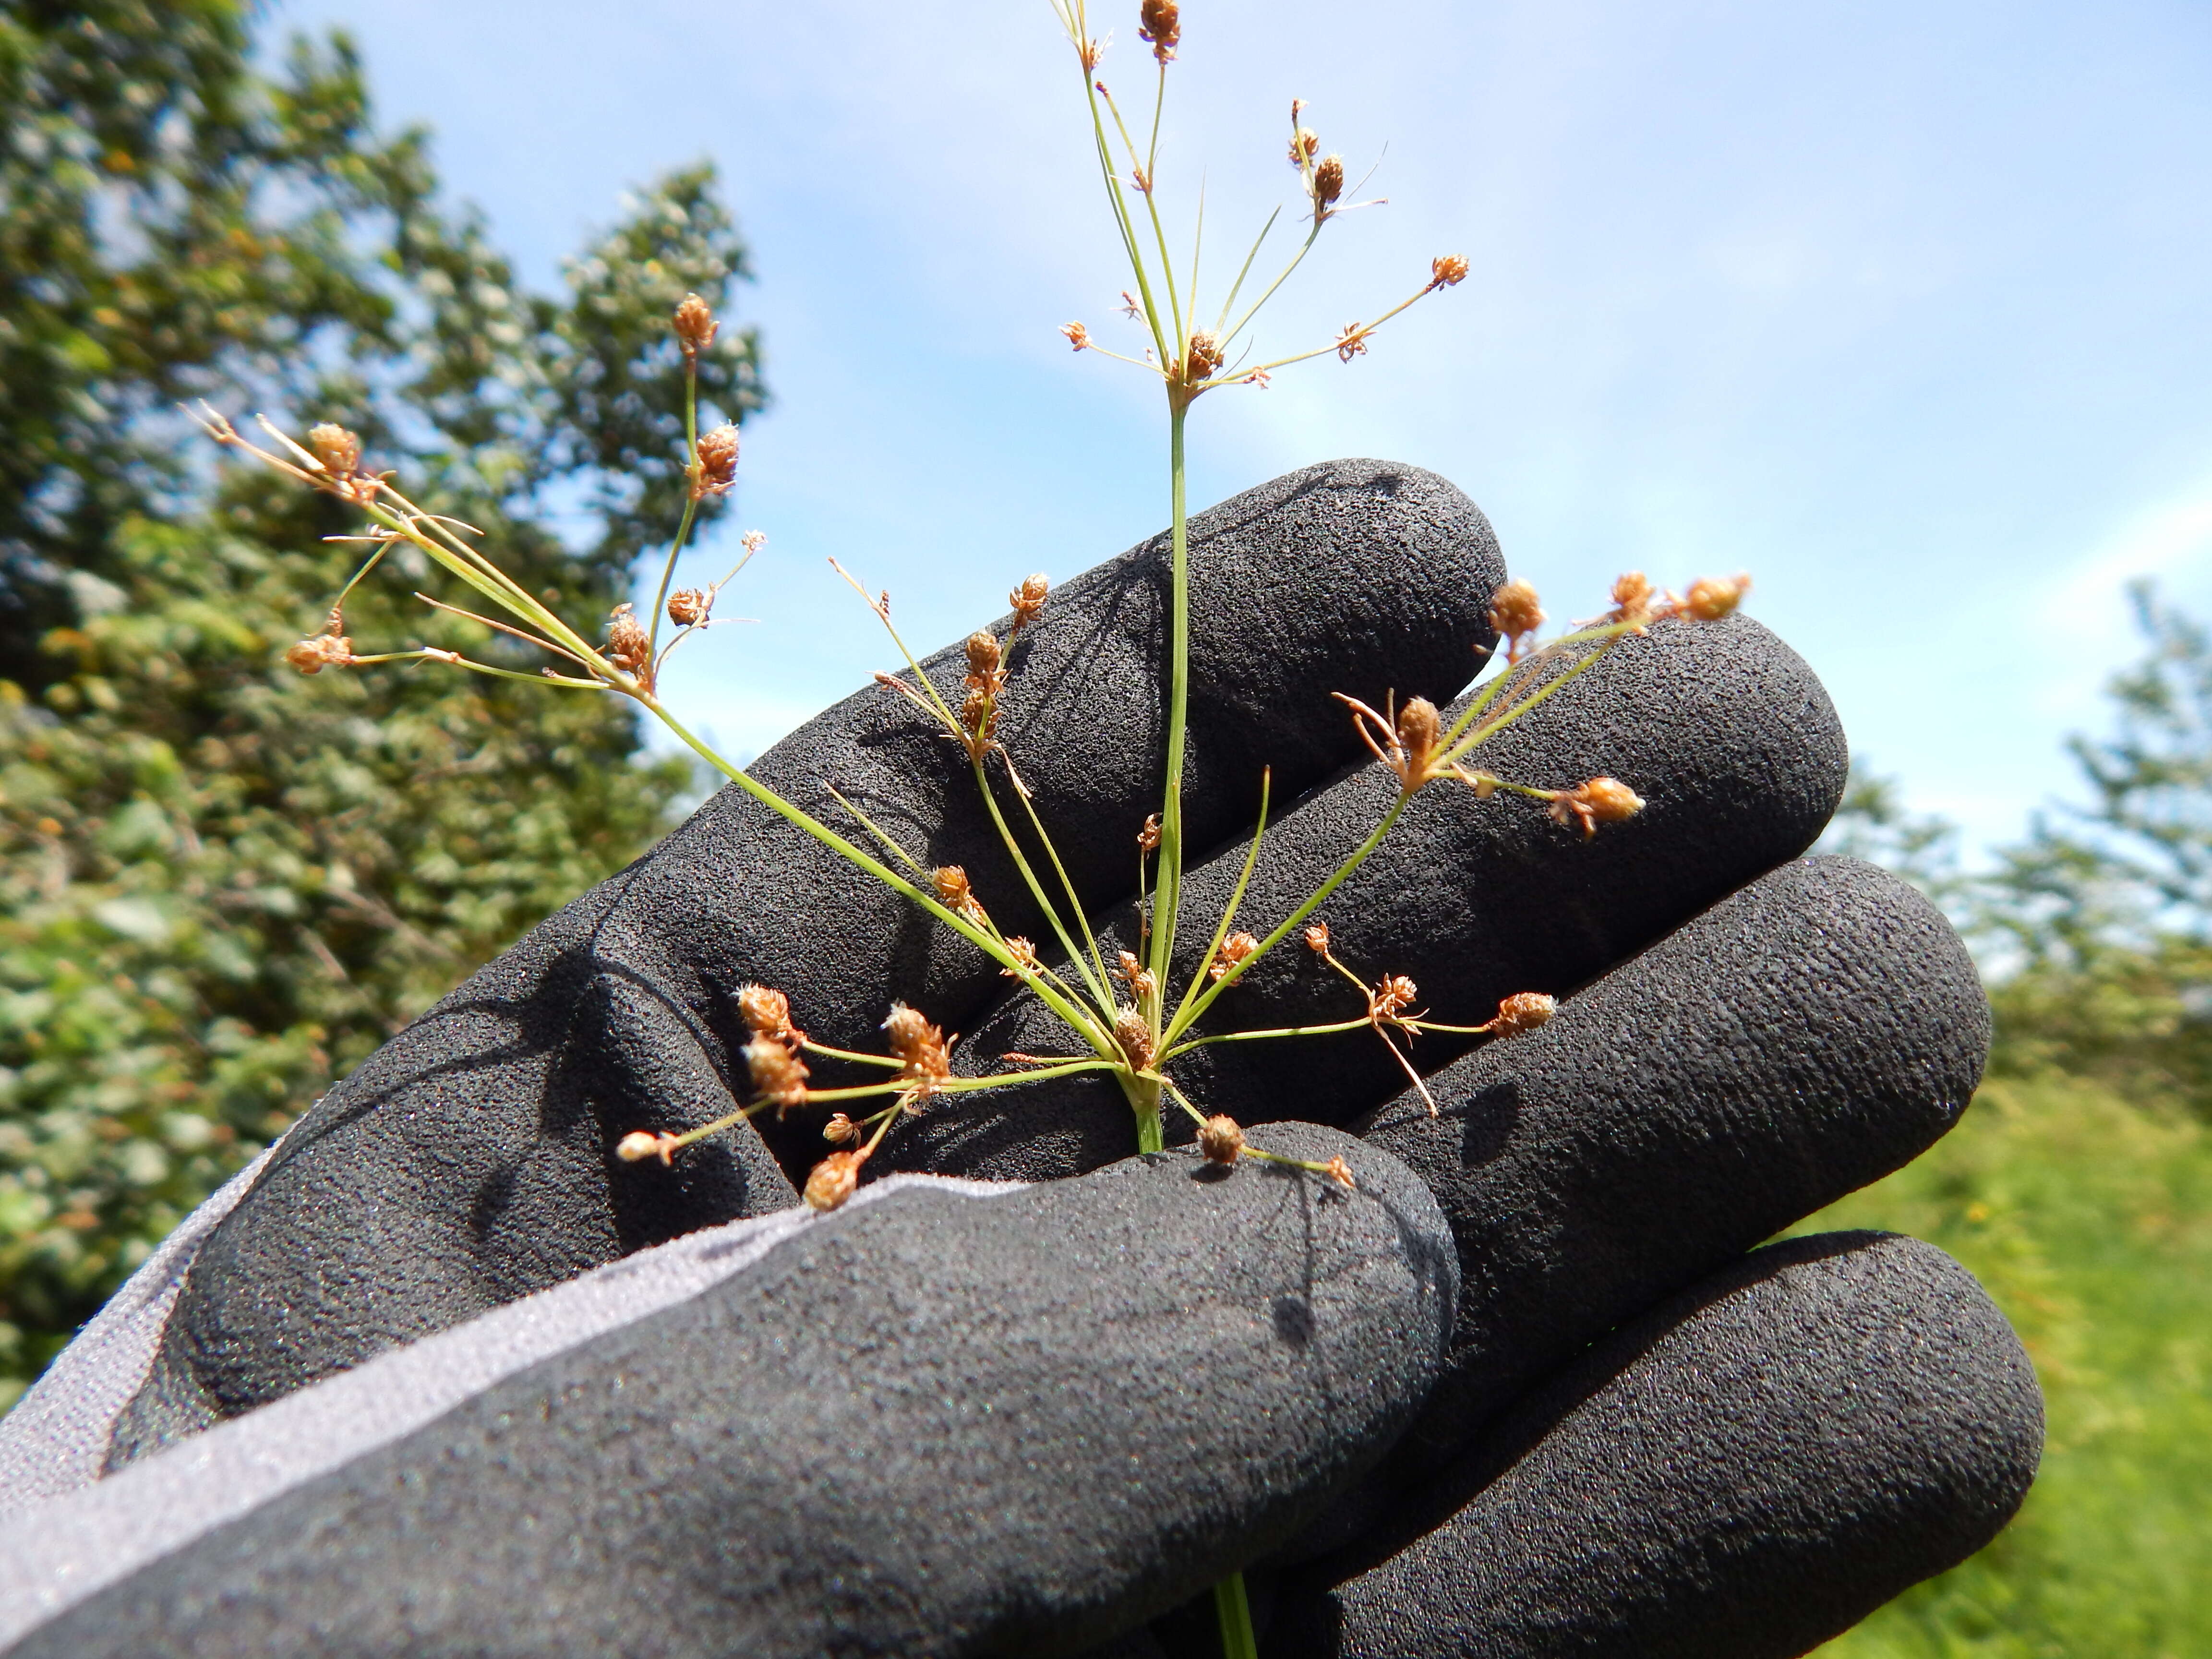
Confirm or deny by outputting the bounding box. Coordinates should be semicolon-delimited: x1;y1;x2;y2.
1168;794;1409;1046
1164;1015;1370;1060
1169;767;1271;1034
643;695;1116;1060
1147;402;1192;1021
1213;205;1280;334
971;757;1116;1011
1215;1574;1259;1659
1000;757;1120;1005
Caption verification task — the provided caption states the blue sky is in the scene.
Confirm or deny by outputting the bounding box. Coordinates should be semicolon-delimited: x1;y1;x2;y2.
279;0;2212;860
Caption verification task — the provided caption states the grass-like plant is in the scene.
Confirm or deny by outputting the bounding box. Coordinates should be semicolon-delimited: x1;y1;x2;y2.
194;4;1749;1650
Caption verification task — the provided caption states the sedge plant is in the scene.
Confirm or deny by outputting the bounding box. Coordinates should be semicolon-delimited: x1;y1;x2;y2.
195;4;1751;1653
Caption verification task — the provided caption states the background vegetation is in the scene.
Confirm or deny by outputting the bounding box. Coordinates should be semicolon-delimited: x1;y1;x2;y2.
0;0;760;1395
0;6;2203;1653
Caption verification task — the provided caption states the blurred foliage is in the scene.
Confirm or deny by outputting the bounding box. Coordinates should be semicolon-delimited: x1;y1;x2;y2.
1828;582;2212;1119
1813;585;2212;1650
1803;1073;2212;1659
0;1;764;1398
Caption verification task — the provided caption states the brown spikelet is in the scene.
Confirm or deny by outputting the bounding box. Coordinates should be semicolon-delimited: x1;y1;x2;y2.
1312;154;1345;212
1679;574;1751;622
1009;573;1049;629
1304;922;1332;954
737;983;793;1041
805;1150;864;1212
1547;778;1645;839
1198;1115;1246;1165
615;1130;680;1166
882;1002;953;1094
1488;577;1543;642
1486;991;1557;1037
284;633;354;674
1139;0;1180;62
1114;1008;1157;1070
667;588;709;627
1430;253;1470;289
745;1039;810;1111
1209;931;1259;983
1370;974;1419;1021
606;604;651;679
692;423;740;501
306;423;361;477
673;293;718;355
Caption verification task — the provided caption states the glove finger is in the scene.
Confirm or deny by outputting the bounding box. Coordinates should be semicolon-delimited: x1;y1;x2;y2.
891;611;1845;1179
127;460;1499;1439
3;1128;1454;1659
1263;1231;2044;1659
1354;855;1988;1476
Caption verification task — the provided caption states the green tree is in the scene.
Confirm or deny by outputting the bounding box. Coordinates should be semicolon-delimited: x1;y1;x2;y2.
0;2;765;1399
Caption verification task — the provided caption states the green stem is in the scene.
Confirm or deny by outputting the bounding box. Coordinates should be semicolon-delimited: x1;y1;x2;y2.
1214;1573;1259;1659
1148;402;1191;1014
1122;1071;1166;1154
643;695;1116;1060
1167;794;1409;1046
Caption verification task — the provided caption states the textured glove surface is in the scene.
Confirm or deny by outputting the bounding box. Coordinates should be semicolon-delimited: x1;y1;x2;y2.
12;458;2042;1659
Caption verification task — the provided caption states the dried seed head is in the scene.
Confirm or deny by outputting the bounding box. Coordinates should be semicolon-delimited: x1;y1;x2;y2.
284;633;354;674
673;292;719;355
306;423;361;477
1548;776;1646;838
1681;574;1751;622
738;983;793;1040
965;629;1002;680
1396;697;1442;772
1208;931;1260;983
606;603;651;674
1114;1008;1157;1070
1304;922;1332;954
1185;329;1224;381
1117;949;1158;1003
1061;320;1092;351
883;1002;952;1091
741;529;768;555
1198;1115;1246;1166
1010;572;1049;627
805;1150;864;1213
1333;320;1372;363
1489;991;1557;1037
1610;571;1657;625
1323;1154;1357;1190
1371;974;1419;1020
745;1038;810;1109
1430;253;1470;289
693;423;740;500
1139;0;1180;62
999;936;1040;977
1289;126;1320;167
616;1130;679;1165
961;687;993;742
823;1113;858;1145
932;865;984;921
1488;577;1544;641
1137;813;1162;853
1313;154;1345;208
668;587;709;627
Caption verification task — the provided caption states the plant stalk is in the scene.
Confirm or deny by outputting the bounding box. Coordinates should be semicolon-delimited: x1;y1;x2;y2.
1148;401;1191;1013
1214;1572;1259;1659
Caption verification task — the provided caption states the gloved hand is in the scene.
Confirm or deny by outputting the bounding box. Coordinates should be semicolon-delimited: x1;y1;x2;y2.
0;460;2041;1658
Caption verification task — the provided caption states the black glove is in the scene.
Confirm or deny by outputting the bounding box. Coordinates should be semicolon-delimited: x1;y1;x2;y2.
0;460;2040;1658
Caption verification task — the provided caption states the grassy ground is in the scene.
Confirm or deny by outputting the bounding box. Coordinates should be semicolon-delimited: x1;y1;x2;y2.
1802;1073;2212;1659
